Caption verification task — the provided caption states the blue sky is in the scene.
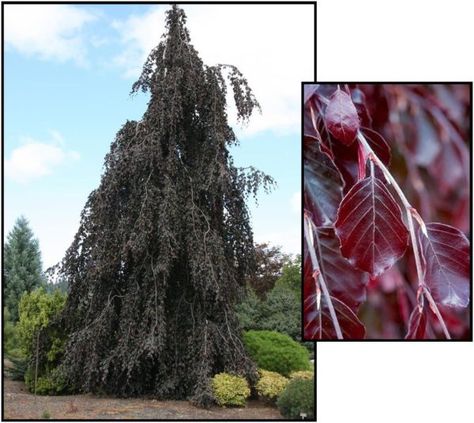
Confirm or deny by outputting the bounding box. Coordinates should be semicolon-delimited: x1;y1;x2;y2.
3;3;314;269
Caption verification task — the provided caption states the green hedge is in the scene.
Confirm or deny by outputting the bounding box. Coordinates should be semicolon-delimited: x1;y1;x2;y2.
277;378;314;420
24;367;68;395
243;330;310;377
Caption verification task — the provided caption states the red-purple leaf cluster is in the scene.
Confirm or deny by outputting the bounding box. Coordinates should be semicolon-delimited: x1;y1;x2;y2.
304;83;471;340
303;227;366;339
418;223;470;308
304;292;366;340
335;175;408;277
312;227;368;310
325;88;360;145
304;137;343;226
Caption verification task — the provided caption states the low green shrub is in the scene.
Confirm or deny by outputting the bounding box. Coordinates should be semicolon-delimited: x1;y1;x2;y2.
17;288;68;395
25;367;68;395
289;370;314;381
256;369;289;401
17;288;66;357
243;330;310;376
277;378;314;420
211;373;250;407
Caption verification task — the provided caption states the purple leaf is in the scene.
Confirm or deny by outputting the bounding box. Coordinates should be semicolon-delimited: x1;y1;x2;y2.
335;174;409;277
303;226;367;340
304;137;343;226
314;84;338;99
330;127;390;192
418;223;470;308
361;127;391;167
325;88;360;145
303;256;366;341
304;293;366;340
329;140;359;190
303;104;334;157
304;84;319;105
351;88;372;127
314;227;368;310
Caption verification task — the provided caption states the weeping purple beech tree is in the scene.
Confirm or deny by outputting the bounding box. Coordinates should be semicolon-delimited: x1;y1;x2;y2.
38;5;273;405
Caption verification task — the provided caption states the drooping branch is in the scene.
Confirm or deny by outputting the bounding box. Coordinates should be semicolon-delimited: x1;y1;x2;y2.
357;130;451;339
303;213;343;339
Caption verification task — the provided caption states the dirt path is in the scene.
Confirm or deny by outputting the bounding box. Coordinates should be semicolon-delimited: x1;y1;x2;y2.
3;379;283;420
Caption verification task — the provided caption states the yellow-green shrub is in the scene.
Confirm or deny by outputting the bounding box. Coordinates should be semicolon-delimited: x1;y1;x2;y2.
211;373;250;407
24;367;68;395
256;369;289;401
289;370;314;381
17;288;68;395
17;288;66;357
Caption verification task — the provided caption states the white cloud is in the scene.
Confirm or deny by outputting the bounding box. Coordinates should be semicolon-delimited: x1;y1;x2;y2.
112;4;314;135
4;4;96;65
291;192;301;215
49;130;65;146
90;35;109;48
5;132;80;183
254;229;301;257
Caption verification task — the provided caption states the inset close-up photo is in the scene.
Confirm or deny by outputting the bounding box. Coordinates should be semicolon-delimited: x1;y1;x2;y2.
303;83;471;340
2;2;315;421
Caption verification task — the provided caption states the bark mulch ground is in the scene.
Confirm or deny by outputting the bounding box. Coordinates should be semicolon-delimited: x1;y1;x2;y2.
3;379;283;420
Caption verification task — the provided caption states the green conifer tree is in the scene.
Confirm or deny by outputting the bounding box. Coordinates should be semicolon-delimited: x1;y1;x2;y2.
4;216;45;322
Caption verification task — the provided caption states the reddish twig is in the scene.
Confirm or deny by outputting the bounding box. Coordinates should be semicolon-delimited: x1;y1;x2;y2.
357;130;451;339
304;213;343;339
